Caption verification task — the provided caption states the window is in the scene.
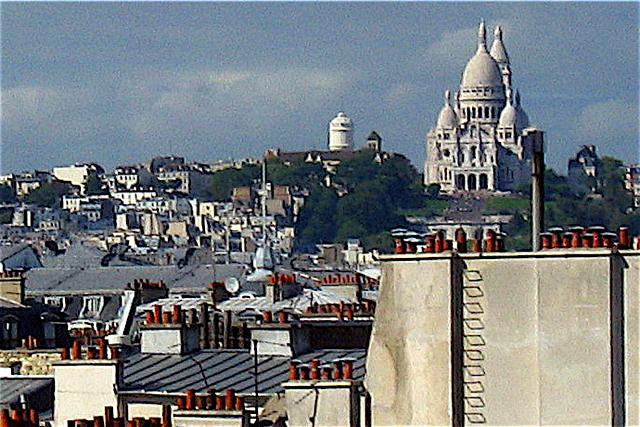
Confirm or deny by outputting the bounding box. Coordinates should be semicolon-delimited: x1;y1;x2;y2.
83;296;102;315
443;149;450;157
444;133;450;140
478;107;483;118
484;106;490;118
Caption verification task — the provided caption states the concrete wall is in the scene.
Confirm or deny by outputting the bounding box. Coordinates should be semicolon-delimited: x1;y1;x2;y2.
366;250;639;425
173;410;248;427
283;381;359;427
53;360;120;427
140;326;199;355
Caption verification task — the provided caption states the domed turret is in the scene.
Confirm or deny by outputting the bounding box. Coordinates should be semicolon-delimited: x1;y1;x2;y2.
461;22;504;88
328;112;354;151
498;94;517;128
436;90;458;129
490;26;510;65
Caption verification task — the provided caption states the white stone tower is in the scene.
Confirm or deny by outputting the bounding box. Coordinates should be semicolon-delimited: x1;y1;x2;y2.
328;112;354;151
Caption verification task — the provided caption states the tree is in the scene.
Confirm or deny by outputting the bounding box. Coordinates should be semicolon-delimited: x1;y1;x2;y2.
295;185;338;247
24;181;72;207
86;174;107;195
206;165;260;201
0;185;16;203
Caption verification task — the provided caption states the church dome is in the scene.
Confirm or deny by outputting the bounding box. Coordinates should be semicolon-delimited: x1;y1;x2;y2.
461;22;504;88
436;90;458;128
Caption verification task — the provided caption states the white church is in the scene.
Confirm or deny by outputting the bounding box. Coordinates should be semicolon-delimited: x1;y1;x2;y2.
424;21;538;193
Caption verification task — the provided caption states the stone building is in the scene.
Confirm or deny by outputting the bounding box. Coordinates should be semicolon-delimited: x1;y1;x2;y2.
424;22;537;193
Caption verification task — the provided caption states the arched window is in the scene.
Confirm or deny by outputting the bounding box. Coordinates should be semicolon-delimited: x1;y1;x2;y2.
479;174;488;189
478;107;483;118
471;108;476;119
468;174;477;191
484;106;490;118
456;174;466;190
491;106;496;118
471;146;477;160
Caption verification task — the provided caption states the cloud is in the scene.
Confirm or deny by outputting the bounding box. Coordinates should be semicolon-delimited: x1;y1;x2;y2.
424;26;478;71
121;67;355;140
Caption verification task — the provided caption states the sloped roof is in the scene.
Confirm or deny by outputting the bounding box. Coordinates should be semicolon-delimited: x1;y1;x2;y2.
25;264;246;296
121;348;366;395
0;376;53;408
217;288;357;314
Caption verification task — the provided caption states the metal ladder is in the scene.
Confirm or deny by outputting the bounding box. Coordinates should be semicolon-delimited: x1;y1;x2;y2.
462;269;487;424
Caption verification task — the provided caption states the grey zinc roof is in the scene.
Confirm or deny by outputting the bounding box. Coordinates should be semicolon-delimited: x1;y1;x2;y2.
121;348;366;395
0;376;53;407
0;243;30;262
25;264;246;296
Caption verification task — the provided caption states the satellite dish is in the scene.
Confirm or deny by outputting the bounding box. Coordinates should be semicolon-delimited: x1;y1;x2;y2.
224;277;240;294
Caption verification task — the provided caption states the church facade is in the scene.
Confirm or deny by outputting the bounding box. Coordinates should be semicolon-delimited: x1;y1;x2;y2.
424;22;537;193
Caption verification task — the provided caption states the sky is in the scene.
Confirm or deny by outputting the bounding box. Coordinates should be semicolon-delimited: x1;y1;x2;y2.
1;2;638;174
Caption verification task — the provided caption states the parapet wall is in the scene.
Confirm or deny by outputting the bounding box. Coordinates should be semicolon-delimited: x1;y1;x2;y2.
366;249;639;425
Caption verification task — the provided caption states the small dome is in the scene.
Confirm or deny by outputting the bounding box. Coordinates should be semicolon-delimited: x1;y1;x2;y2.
330;111;353;127
498;101;517;128
490;26;510;64
461;22;504;88
436;90;458;129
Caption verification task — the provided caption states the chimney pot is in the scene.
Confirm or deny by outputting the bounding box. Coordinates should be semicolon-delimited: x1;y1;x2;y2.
321;366;332;380
618;227;630;249
61;347;70;360
93;416;105;427
186;390;196;410
215;395;225;411
289;361;300;380
87;346;97;360
582;233;594;248
176;396;186;410
196;395;207;410
299;365;310;380
206;389;216;410
444;239;453;251
98;339;108;360
235;396;245;411
562;233;572;248
104;407;114;427
145;311;154;325
109;346;120;360
162;311;172;325
394;238;406;254
278;311;288;324
0;409;8;427
172;305;182;324
153;305;162;324
225;389;236;411
72;340;82;360
472;239;482;253
342;359;354;380
332;361;343;380
29;409;39;427
455;228;467;253
262;311;273;323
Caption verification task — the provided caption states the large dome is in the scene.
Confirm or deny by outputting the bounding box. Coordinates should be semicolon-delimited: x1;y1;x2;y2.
461;21;504;88
462;49;504;87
